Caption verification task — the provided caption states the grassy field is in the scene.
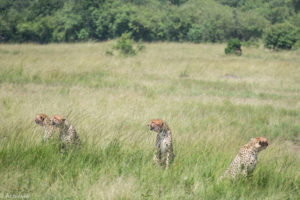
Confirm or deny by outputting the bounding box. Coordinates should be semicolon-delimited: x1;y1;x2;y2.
0;42;299;199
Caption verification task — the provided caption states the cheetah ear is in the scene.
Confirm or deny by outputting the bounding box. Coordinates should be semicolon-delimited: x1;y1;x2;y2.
160;121;164;127
161;121;168;129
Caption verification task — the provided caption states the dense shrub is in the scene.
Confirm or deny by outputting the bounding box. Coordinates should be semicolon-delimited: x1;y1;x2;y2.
0;16;11;42
187;25;203;43
114;33;136;56
292;40;300;49
0;0;298;44
77;29;89;41
217;0;245;7
52;2;82;42
264;23;298;50
200;4;234;42
225;38;242;55
293;0;300;12
231;10;268;41
16;22;39;42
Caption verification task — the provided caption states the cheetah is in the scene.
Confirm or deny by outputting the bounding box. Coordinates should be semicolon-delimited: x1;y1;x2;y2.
219;137;268;181
35;114;54;141
51;115;81;150
148;119;175;169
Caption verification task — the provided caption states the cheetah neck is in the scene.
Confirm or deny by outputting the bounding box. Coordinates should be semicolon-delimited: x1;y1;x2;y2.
65;120;72;129
41;118;53;141
243;145;259;155
156;129;170;150
157;126;172;139
158;130;168;139
43;118;52;127
43;118;54;133
59;120;71;134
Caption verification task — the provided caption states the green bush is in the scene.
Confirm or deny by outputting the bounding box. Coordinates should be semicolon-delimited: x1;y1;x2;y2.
292;40;300;50
114;33;136;56
264;23;298;50
136;40;145;51
0;16;10;42
77;29;89;41
225;38;242;55
0;0;299;43
187;25;203;43
200;5;234;42
233;10;268;41
52;1;82;42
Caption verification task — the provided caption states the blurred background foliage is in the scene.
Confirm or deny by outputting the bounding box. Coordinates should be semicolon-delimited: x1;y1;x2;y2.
0;0;299;49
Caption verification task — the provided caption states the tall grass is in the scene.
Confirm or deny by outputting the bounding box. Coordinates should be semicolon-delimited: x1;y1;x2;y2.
0;42;299;199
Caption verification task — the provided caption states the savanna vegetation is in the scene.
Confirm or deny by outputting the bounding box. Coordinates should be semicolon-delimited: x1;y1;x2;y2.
0;42;299;199
1;0;300;49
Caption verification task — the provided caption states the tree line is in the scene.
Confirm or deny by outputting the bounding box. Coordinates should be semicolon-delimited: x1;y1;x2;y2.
0;0;299;48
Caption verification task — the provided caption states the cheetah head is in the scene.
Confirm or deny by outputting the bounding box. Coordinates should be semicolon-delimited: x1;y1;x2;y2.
148;119;165;133
35;114;49;126
252;137;268;151
51;115;66;128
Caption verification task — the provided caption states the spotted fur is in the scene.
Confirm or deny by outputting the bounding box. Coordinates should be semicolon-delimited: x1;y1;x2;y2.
148;119;175;169
51;115;81;149
219;137;268;181
35;114;54;141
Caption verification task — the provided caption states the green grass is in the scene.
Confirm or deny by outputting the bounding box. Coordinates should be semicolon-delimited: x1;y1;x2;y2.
0;42;299;199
